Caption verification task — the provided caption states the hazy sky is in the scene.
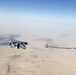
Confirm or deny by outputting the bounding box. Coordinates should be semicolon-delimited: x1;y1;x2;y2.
0;0;76;34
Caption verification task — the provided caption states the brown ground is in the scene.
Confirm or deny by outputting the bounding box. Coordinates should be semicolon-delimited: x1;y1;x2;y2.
0;34;76;75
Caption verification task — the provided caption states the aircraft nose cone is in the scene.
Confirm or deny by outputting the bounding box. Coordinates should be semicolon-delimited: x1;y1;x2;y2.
26;43;28;45
24;42;28;45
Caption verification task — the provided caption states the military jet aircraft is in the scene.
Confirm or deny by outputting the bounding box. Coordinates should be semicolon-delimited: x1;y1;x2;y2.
0;34;28;49
8;39;28;49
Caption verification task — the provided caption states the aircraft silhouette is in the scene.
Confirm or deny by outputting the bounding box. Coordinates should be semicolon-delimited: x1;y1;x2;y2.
0;34;28;49
8;39;28;49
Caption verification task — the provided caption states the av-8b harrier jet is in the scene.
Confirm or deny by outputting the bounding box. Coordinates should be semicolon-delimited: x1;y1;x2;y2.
8;39;28;49
0;34;28;49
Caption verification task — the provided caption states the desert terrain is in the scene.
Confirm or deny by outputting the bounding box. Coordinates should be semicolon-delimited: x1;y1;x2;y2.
0;33;76;75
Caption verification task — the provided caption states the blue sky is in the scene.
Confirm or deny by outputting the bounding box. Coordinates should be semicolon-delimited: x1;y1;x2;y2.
0;0;76;34
0;0;76;23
